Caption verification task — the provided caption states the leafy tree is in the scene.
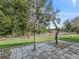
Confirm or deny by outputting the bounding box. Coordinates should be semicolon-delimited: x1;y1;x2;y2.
64;16;79;34
28;0;48;51
64;20;72;32
71;16;79;33
45;0;54;32
0;0;29;36
45;0;61;44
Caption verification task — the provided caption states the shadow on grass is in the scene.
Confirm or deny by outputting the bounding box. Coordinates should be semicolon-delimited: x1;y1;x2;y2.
0;42;33;49
59;36;79;42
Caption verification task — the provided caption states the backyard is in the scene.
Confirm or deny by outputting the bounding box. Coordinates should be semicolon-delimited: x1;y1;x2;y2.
0;34;79;48
0;34;79;59
0;0;79;59
0;34;53;48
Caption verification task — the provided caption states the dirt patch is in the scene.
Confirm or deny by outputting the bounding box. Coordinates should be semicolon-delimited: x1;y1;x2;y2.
48;40;72;49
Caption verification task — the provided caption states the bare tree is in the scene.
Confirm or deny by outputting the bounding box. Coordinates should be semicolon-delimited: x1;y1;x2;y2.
53;18;61;44
31;0;46;51
45;0;61;44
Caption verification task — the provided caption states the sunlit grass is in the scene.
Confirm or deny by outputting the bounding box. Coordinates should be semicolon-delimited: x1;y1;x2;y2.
59;34;79;42
0;34;79;48
0;36;53;48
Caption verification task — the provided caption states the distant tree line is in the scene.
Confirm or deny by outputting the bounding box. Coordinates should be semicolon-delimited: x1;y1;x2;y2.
64;16;79;34
0;0;61;41
0;0;29;36
0;0;48;36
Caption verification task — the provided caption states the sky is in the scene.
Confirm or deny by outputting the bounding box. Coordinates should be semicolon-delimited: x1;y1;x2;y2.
53;0;79;23
49;0;79;29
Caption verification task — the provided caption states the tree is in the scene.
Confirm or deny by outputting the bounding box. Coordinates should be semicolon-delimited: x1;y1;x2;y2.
28;0;47;51
0;0;47;36
64;20;72;32
0;0;29;36
53;17;61;44
64;16;79;34
45;0;61;44
11;0;29;36
45;0;54;32
70;16;79;33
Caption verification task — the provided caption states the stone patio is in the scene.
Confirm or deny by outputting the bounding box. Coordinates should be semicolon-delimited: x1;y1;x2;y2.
1;40;79;59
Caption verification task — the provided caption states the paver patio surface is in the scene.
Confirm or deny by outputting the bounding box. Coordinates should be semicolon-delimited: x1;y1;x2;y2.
1;40;79;59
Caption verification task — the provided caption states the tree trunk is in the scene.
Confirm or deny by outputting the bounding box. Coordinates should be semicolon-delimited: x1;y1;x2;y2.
32;23;36;51
55;29;59;44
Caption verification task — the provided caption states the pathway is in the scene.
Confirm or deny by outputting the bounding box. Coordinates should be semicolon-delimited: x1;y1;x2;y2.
1;40;79;59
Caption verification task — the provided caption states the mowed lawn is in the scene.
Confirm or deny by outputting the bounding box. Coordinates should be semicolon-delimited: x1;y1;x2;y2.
0;36;53;48
0;34;79;48
59;34;79;42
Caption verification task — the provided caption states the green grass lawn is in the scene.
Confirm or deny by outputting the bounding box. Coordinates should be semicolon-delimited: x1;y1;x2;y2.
0;36;53;48
0;34;79;48
59;34;79;42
